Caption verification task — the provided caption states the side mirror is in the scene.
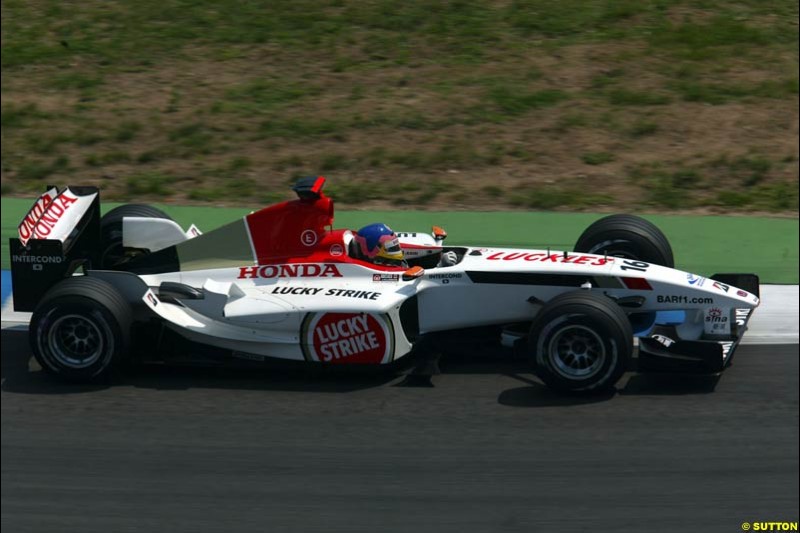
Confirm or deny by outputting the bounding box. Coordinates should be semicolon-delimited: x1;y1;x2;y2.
402;265;425;281
431;226;447;242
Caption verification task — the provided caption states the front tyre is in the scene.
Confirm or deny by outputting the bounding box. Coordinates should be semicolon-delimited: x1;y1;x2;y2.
30;277;132;382
573;214;674;268
529;291;632;393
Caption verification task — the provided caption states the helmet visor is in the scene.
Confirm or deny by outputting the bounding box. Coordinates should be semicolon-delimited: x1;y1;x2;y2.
376;235;404;265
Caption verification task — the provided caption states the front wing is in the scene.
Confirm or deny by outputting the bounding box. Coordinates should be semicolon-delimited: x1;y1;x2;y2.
638;306;755;373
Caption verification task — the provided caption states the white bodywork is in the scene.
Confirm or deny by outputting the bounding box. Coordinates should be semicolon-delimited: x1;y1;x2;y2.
396;231;443;261
123;217;202;252
135;239;759;366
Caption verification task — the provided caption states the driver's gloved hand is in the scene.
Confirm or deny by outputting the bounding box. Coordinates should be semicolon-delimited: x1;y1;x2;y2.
440;251;458;267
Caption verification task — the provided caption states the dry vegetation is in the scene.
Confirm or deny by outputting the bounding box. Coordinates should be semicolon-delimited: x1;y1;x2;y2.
1;0;798;213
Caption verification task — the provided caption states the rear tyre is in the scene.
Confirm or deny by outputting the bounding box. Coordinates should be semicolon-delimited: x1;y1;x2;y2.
528;291;632;393
573;214;674;268
30;277;132;382
99;204;172;269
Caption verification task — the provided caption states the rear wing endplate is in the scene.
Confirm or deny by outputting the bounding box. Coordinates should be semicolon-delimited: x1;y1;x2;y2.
9;186;101;311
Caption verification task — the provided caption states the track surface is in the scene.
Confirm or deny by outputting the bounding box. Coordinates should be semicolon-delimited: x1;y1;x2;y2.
2;329;797;533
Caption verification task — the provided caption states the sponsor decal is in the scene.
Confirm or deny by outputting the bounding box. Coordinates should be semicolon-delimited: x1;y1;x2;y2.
373;273;400;282
686;273;706;286
651;334;675;348
656;294;714;304
427;273;462;280
301;229;318;247
302;312;394;364
271;287;324;296
142;289;160;309
270;287;381;300
485;251;612;266
18;190;80;245
428;272;462;284
329;243;344;257
17;187;58;245
325;288;380;300
704;306;731;335
11;255;63;264
186;224;202;238
721;341;734;360
238;263;342;279
736;289;748;298
735;308;751;326
712;281;730;293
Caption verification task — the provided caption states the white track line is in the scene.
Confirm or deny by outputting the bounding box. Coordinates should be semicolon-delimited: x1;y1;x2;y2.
741;285;799;345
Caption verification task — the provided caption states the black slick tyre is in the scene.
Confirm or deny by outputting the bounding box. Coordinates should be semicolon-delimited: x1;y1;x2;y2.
30;277;132;382
528;291;632;393
573;214;674;268
99;204;172;269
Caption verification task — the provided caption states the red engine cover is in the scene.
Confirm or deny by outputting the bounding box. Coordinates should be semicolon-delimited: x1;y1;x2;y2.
245;194;334;264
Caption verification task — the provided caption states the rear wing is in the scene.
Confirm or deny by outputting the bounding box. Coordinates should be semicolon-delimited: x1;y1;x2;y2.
9;186;101;311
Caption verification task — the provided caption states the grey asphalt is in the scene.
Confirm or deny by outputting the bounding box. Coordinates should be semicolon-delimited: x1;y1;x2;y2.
1;327;797;533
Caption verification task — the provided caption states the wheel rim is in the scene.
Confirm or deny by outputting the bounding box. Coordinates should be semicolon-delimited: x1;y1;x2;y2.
586;239;638;260
607;251;636;259
100;225;147;269
99;242;124;269
99;241;147;269
547;325;605;379
47;314;105;368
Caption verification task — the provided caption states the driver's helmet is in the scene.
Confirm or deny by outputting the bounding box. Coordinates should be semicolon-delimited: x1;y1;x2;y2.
354;223;405;266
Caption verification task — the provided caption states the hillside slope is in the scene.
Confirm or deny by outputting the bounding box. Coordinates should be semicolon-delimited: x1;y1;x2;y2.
1;0;798;213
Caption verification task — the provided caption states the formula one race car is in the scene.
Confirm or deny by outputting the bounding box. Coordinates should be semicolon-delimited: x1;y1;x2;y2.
9;178;761;392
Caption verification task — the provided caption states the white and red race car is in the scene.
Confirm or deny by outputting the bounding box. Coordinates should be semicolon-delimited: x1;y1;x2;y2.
9;177;760;392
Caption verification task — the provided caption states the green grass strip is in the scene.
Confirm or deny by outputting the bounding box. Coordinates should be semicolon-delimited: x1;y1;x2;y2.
2;198;797;283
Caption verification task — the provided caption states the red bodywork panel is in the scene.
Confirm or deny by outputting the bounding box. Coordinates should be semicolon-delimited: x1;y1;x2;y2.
245;195;334;263
244;187;403;272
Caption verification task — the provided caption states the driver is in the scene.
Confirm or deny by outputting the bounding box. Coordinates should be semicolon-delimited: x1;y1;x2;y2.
352;223;458;268
353;223;406;267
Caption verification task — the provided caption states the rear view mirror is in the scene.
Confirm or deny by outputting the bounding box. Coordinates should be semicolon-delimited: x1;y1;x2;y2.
402;265;425;281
